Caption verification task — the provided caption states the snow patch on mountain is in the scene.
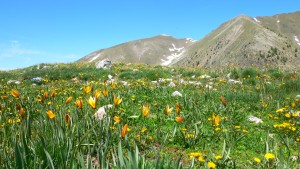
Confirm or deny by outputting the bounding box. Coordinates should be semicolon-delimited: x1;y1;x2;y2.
277;20;280;23
89;53;101;62
294;36;300;46
169;43;184;52
186;38;197;43
162;44;185;66
253;17;260;23
161;34;171;36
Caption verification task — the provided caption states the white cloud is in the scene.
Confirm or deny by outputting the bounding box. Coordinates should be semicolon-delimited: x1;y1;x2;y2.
0;40;42;57
0;40;79;70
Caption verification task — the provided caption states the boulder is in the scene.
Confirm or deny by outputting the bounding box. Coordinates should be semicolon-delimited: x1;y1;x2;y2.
96;59;112;69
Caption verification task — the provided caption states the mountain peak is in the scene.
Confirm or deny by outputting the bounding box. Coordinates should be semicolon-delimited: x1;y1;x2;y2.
77;11;300;69
173;11;300;69
234;14;254;22
77;34;196;65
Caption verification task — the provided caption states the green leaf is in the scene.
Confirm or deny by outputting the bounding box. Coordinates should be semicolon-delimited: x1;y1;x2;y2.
15;143;23;169
44;149;55;169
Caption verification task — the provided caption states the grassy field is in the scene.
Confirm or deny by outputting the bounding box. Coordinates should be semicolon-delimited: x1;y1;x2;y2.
1;63;300;168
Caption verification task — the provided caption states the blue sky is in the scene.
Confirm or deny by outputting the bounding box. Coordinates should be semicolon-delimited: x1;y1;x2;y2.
0;0;299;70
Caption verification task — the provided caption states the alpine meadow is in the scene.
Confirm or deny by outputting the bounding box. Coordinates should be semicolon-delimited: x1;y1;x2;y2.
1;11;300;169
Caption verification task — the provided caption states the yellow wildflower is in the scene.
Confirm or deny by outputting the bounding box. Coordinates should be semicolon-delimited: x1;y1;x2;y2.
103;89;108;97
88;96;96;109
212;113;220;127
214;155;222;160
215;127;221;132
220;96;227;106
164;104;173;115
84;86;92;94
93;89;101;98
292;102;296;108
37;95;43;103
276;109;284;113
44;91;49;99
51;90;57;98
189;152;201;158
175;116;184;123
207;161;216;169
131;95;136;101
113;94;122;106
65;96;73;104
253;157;261;163
121;124;128;138
75;99;83;109
47;110;55;119
176;102;181;114
264;153;275;161
10;89;20;98
141;127;147;133
65;114;71;126
198;156;205;163
20;108;25;117
113;116;121;124
111;82;117;89
142;103;150;117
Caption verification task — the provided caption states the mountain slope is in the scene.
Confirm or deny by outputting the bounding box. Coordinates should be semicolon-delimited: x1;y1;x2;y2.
257;11;300;46
172;13;300;69
77;35;196;65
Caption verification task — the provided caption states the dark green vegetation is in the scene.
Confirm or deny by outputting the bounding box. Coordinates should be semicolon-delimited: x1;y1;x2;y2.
1;63;300;168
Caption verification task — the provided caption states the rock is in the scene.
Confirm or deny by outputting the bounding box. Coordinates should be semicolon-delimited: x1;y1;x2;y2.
94;104;113;121
168;81;176;87
179;79;185;84
7;80;21;85
248;115;263;124
226;73;231;79
96;59;112;69
228;79;242;84
200;74;211;79
42;66;49;69
108;74;113;80
172;91;182;97
205;84;213;90
32;77;42;83
121;81;128;86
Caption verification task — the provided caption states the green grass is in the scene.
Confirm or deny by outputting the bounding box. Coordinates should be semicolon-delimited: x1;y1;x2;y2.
1;63;300;168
